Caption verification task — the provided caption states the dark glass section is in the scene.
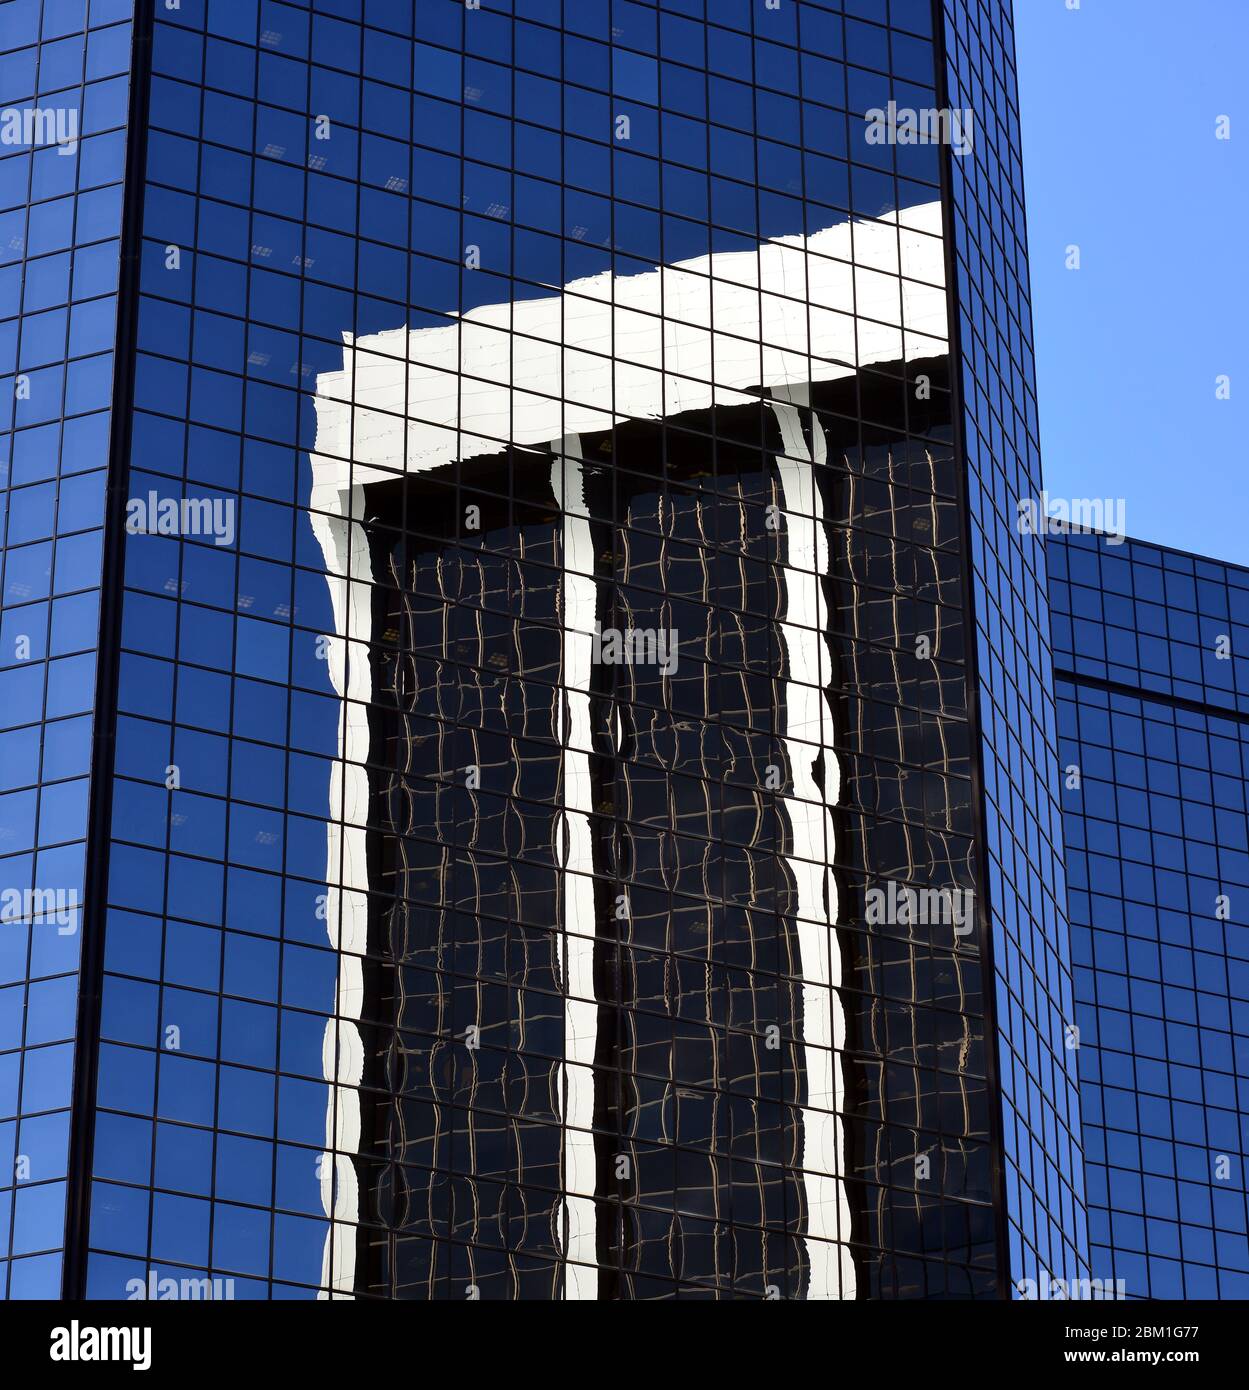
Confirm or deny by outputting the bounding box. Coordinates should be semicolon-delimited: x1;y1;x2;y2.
334;350;997;1298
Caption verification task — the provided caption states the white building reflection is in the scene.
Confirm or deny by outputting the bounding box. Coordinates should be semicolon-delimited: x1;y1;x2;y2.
309;202;948;1298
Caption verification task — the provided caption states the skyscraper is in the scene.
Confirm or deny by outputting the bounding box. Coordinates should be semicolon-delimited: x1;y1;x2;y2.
1;0;1090;1300
1;0;134;1301
1051;531;1249;1300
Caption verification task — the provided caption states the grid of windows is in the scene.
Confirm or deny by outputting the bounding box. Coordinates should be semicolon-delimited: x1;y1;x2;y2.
939;0;1088;1291
0;0;133;1301
333;385;998;1297
1052;534;1249;719
0;0;1103;1301
69;0;1019;1299
1052;532;1249;1299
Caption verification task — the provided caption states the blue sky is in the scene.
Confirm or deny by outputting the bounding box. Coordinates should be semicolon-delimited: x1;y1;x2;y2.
1015;0;1249;566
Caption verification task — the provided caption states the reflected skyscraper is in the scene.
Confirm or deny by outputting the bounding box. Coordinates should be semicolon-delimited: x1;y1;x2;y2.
1;0;1088;1299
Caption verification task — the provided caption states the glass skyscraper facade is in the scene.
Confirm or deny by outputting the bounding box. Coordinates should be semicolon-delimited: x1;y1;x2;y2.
939;0;1086;1291
1051;532;1249;1299
0;0;1103;1302
0;0;134;1300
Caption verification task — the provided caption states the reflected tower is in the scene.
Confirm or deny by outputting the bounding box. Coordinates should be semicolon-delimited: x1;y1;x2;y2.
308;206;998;1297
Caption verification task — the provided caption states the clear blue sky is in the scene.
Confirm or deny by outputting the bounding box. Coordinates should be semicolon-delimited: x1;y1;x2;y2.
1015;0;1249;566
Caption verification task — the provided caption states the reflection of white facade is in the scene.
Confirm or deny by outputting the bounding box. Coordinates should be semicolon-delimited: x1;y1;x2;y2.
770;384;858;1298
310;203;946;1298
312;201;946;485
549;438;600;1298
309;489;370;1299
